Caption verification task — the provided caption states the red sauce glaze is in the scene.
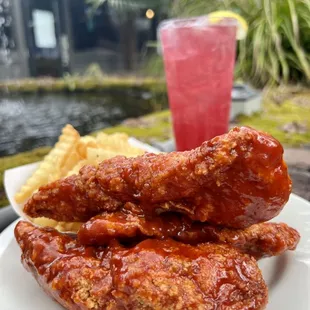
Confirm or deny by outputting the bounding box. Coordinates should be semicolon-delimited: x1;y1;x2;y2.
15;221;268;310
24;165;122;222
78;211;300;259
24;127;291;228
96;126;292;228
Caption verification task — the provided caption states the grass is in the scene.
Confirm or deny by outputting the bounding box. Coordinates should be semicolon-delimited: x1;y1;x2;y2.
0;76;166;94
101;110;172;143
237;92;310;146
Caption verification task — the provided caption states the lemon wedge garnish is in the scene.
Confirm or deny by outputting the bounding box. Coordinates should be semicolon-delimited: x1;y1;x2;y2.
208;11;248;40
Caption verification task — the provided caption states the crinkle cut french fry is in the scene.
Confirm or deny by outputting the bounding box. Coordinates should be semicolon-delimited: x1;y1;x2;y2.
16;125;149;232
59;150;83;177
15;124;80;203
66;159;92;177
96;132;129;145
96;132;145;156
32;217;82;232
86;147;122;164
76;136;98;158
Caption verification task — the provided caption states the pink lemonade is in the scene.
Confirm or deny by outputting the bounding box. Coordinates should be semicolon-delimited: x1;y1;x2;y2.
159;17;237;151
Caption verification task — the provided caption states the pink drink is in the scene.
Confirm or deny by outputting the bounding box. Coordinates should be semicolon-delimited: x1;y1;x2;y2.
159;16;237;151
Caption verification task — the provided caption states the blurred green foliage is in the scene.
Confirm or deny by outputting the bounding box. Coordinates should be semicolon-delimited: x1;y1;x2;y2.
0;75;166;94
172;0;310;87
144;0;310;86
142;54;165;78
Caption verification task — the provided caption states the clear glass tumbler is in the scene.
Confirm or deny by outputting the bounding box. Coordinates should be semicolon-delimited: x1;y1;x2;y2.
159;16;237;151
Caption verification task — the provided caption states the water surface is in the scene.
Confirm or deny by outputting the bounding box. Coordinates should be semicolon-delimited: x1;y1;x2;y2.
0;92;163;156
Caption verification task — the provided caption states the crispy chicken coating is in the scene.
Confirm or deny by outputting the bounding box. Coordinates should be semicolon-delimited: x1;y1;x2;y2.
24;165;123;222
78;211;300;259
15;221;268;310
24;127;291;228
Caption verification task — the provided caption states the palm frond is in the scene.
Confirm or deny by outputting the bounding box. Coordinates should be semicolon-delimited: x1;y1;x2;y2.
171;0;310;86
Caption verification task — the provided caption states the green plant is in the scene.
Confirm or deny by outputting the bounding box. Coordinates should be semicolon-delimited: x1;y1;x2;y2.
142;54;165;77
84;63;106;78
173;0;310;87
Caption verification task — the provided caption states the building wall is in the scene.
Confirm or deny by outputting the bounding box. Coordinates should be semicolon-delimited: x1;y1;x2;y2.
1;0;125;79
0;52;29;80
0;0;159;80
0;0;30;80
61;0;123;75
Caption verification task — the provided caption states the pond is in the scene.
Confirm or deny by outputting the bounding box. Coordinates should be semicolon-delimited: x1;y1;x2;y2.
0;91;167;156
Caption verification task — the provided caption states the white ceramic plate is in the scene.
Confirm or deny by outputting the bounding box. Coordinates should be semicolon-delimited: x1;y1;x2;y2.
0;194;309;309
1;137;310;309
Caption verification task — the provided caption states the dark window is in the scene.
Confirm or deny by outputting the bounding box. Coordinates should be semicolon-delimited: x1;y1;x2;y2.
69;0;120;51
136;8;159;52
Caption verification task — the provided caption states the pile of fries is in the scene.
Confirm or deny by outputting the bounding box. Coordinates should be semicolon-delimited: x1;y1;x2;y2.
14;124;146;231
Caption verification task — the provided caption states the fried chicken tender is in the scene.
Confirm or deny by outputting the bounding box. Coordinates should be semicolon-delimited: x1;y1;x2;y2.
96;126;291;228
24;126;291;228
15;221;268;310
78;211;300;259
24;165;123;222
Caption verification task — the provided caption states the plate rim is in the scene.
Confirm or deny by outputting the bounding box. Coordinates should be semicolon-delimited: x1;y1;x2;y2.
0;218;20;258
